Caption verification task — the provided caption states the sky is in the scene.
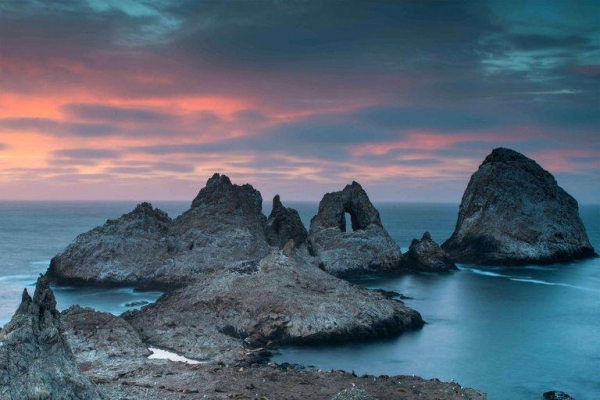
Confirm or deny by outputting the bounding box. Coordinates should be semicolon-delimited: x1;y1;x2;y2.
0;0;598;203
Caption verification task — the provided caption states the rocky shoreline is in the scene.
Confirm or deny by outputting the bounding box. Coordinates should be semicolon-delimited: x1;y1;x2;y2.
3;148;593;399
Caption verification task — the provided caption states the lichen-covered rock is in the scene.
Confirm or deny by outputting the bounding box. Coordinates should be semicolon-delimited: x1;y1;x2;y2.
0;275;104;399
442;148;596;266
122;248;423;365
332;386;374;400
266;195;307;248
403;232;458;272
48;174;270;288
307;181;402;276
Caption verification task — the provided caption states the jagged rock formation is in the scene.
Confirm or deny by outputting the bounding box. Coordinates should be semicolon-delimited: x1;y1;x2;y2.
122;247;424;365
442;148;596;266
0;275;104;399
266;194;307;248
48;174;270;288
307;181;402;276
403;232;458;272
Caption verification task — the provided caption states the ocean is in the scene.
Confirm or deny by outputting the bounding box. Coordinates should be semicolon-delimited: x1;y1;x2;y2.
0;201;598;399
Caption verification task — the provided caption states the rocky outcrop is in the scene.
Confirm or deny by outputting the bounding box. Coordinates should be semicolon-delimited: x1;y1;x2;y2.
48;174;270;288
307;181;402;276
122;247;424;365
266;194;307;248
0;275;104;399
403;232;458;272
442;148;596;266
47;202;172;287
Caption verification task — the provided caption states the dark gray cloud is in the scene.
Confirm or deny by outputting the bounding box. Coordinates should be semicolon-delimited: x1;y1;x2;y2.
510;34;591;50
63;104;177;124
0;143;7;151
52;148;122;159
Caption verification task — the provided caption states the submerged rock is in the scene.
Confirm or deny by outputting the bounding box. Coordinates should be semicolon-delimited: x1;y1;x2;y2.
442;148;596;266
48;174;270;288
542;391;575;400
403;232;458;272
307;181;402;276
0;275;103;399
122;247;424;365
266;195;307;248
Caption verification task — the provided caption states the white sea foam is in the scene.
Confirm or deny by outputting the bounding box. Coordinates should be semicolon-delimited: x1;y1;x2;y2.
509;278;591;291
468;269;527;279
0;274;37;282
148;347;204;364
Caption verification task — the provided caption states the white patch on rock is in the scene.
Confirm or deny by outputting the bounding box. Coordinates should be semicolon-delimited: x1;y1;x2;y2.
148;347;203;364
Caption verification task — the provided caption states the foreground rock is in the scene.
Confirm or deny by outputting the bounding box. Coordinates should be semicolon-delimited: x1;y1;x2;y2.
60;307;485;399
122;248;424;365
403;232;458;272
442;148;596;266
0;276;103;399
48;173;270;288
308;181;402;276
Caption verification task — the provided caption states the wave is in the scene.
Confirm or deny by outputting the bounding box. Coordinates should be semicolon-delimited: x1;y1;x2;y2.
0;274;37;282
467;269;527;279
509;278;592;291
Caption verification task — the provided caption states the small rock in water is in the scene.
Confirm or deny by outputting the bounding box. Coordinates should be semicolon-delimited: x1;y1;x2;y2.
542;390;576;400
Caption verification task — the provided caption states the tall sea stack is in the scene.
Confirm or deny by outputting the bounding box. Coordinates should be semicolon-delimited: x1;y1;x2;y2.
442;148;596;266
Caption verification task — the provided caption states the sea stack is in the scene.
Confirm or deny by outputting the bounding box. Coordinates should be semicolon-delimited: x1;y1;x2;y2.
0;275;103;399
307;181;402;276
403;232;458;272
442;148;596;266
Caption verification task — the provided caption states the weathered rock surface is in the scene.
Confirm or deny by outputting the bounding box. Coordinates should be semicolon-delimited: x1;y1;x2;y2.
266;194;307;248
47;202;172;287
122;247;423;365
308;181;402;276
61;307;484;400
0;275;104;399
442;148;596;266
403;232;458;272
48;174;270;288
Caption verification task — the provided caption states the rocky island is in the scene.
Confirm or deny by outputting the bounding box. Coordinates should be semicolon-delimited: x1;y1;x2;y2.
443;148;596;266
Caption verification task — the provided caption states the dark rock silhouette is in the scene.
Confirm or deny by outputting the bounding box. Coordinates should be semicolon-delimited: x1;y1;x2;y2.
403;232;458;272
442;148;596;265
48;174;270;288
266;194;307;248
542;391;575;400
307;181;402;276
0;275;103;399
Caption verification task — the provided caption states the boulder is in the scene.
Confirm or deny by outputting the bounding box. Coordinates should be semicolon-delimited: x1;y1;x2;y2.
47;174;271;288
0;275;104;399
122;247;424;365
266;194;307;248
403;232;458;272
442;148;596;266
307;181;402;276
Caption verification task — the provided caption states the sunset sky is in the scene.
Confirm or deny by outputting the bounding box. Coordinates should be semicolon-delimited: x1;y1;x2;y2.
0;1;598;203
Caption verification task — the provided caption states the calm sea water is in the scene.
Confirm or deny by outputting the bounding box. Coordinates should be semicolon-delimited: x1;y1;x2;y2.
0;201;598;400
